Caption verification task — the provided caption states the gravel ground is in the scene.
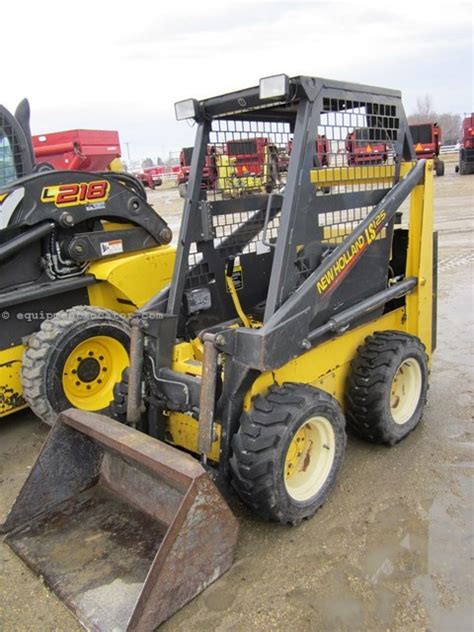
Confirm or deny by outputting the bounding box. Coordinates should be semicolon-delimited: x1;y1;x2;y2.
0;158;473;631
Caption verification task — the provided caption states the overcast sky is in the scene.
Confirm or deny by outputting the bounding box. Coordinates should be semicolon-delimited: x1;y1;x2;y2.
3;0;472;160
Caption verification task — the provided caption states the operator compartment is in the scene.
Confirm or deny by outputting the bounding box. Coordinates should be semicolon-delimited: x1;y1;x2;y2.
177;84;404;340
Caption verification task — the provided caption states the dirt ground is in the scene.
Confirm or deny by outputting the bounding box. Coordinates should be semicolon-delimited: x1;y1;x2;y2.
1;158;473;631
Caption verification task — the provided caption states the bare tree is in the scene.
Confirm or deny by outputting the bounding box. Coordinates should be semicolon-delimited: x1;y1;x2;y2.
408;94;437;124
408;95;462;144
437;113;462;145
417;95;436;119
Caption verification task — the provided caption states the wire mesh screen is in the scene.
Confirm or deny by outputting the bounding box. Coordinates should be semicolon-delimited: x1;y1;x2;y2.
185;117;290;281
310;97;400;248
0;113;23;187
316;97;399;192
183;92;402;296
206;119;291;200
212;209;280;258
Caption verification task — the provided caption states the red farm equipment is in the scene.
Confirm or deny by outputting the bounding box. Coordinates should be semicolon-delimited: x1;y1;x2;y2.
226;137;275;177
345;128;388;166
455;113;474;175
409;123;444;176
177;145;217;198
135;166;164;190
286;135;330;169
177;137;283;198
32;129;122;172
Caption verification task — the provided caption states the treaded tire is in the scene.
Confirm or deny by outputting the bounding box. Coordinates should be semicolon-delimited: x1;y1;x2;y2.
22;306;130;425
459;159;472;175
435;160;445;177
345;331;429;445
230;383;346;525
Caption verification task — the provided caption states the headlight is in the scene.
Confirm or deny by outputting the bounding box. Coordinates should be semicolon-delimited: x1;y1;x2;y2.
174;98;199;121
259;74;290;100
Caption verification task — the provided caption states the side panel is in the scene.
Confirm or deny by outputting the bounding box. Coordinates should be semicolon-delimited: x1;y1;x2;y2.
244;308;406;410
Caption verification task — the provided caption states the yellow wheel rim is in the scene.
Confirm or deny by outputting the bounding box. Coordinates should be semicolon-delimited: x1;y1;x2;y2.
284;416;336;502
390;357;422;425
62;336;129;411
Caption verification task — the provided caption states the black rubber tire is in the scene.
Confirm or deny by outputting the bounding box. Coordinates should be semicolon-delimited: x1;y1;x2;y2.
22;306;130;425
345;331;429;445
230;383;346;525
459;159;471;176
435;159;445;177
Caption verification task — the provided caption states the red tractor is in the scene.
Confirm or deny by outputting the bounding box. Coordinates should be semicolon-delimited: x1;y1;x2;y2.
409;123;444;176
135;166;163;190
345;128;387;166
455;113;474;175
32;129;121;172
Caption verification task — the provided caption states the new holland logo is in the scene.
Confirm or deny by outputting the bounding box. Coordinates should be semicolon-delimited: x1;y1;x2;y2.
316;209;387;296
41;180;110;207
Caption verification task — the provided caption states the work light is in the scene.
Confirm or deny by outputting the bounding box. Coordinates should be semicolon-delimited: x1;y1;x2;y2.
174;99;199;121
259;74;290;100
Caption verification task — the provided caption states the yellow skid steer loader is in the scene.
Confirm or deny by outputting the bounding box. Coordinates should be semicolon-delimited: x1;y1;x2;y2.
3;76;436;630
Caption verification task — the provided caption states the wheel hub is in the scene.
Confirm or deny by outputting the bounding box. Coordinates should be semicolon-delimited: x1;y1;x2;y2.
390;357;422;425
76;357;101;383
284;416;336;502
62;335;129;411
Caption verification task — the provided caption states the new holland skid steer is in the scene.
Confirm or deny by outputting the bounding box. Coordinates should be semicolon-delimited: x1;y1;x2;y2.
3;76;436;631
0;99;175;423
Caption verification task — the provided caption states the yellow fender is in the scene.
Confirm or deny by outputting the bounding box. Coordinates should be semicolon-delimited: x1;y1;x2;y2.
87;245;175;311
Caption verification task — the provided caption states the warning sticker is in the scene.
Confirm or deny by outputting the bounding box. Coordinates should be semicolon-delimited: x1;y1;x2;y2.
100;239;124;256
226;265;244;291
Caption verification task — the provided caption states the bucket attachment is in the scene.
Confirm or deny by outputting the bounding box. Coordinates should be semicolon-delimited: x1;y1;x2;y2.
1;410;239;631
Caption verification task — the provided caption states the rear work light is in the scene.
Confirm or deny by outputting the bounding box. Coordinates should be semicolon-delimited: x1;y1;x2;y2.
174;99;199;121
259;74;290;100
